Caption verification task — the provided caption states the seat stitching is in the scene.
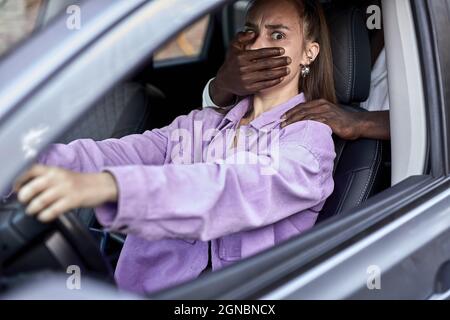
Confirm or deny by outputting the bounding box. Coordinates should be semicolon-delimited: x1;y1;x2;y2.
356;140;382;206
346;12;353;102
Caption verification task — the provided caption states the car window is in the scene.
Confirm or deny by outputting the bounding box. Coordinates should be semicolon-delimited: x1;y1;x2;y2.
0;0;45;58
153;15;210;63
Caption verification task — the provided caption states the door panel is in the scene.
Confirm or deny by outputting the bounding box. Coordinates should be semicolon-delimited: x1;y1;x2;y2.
271;179;450;299
152;175;447;299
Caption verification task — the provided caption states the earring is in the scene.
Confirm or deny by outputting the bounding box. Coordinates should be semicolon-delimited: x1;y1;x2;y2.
301;56;313;78
301;64;310;78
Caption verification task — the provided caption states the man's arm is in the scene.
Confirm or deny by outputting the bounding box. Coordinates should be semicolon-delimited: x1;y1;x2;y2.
355;111;390;140
281;99;390;140
208;77;236;108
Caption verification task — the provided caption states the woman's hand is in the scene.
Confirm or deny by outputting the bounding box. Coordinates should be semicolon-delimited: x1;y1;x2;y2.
13;165;118;223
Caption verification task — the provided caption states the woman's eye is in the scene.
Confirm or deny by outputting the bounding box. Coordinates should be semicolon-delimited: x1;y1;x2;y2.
271;32;285;40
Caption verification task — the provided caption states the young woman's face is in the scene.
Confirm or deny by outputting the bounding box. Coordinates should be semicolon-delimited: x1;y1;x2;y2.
244;0;313;92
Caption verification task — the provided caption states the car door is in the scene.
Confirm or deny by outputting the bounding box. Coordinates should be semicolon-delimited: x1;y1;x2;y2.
0;0;233;195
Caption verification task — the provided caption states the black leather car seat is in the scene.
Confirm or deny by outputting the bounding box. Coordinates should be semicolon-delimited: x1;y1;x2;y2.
317;6;389;223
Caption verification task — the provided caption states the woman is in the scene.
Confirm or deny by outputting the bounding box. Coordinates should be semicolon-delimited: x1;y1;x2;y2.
14;0;336;294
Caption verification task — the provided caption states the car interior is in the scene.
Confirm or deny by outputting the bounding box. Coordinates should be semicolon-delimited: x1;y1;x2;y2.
1;0;427;296
52;0;391;268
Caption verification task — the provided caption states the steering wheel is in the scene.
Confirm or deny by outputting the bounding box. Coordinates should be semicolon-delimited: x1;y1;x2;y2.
0;196;113;281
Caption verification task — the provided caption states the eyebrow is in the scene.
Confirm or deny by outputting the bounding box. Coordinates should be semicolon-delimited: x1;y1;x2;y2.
265;24;290;30
245;22;290;31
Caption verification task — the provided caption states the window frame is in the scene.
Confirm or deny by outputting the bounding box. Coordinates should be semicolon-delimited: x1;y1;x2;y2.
412;0;450;178
0;0;231;195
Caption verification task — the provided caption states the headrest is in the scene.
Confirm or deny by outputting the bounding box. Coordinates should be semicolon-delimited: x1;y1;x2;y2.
325;6;372;104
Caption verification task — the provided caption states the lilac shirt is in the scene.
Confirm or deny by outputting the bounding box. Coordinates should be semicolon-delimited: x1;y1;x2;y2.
38;93;335;294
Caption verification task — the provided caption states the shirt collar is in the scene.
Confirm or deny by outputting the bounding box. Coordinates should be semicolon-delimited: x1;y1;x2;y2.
220;92;306;131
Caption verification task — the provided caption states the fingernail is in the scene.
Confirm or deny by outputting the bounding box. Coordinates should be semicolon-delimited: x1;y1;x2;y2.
38;212;51;223
280;115;287;121
25;204;36;215
17;189;28;203
279;48;285;55
27;202;40;215
287;57;292;64
38;216;49;223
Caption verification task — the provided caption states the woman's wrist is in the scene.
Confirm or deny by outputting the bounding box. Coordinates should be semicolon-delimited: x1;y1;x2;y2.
98;172;118;203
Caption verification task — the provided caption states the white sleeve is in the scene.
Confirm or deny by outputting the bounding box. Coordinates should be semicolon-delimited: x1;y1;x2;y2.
202;78;218;109
360;49;390;112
